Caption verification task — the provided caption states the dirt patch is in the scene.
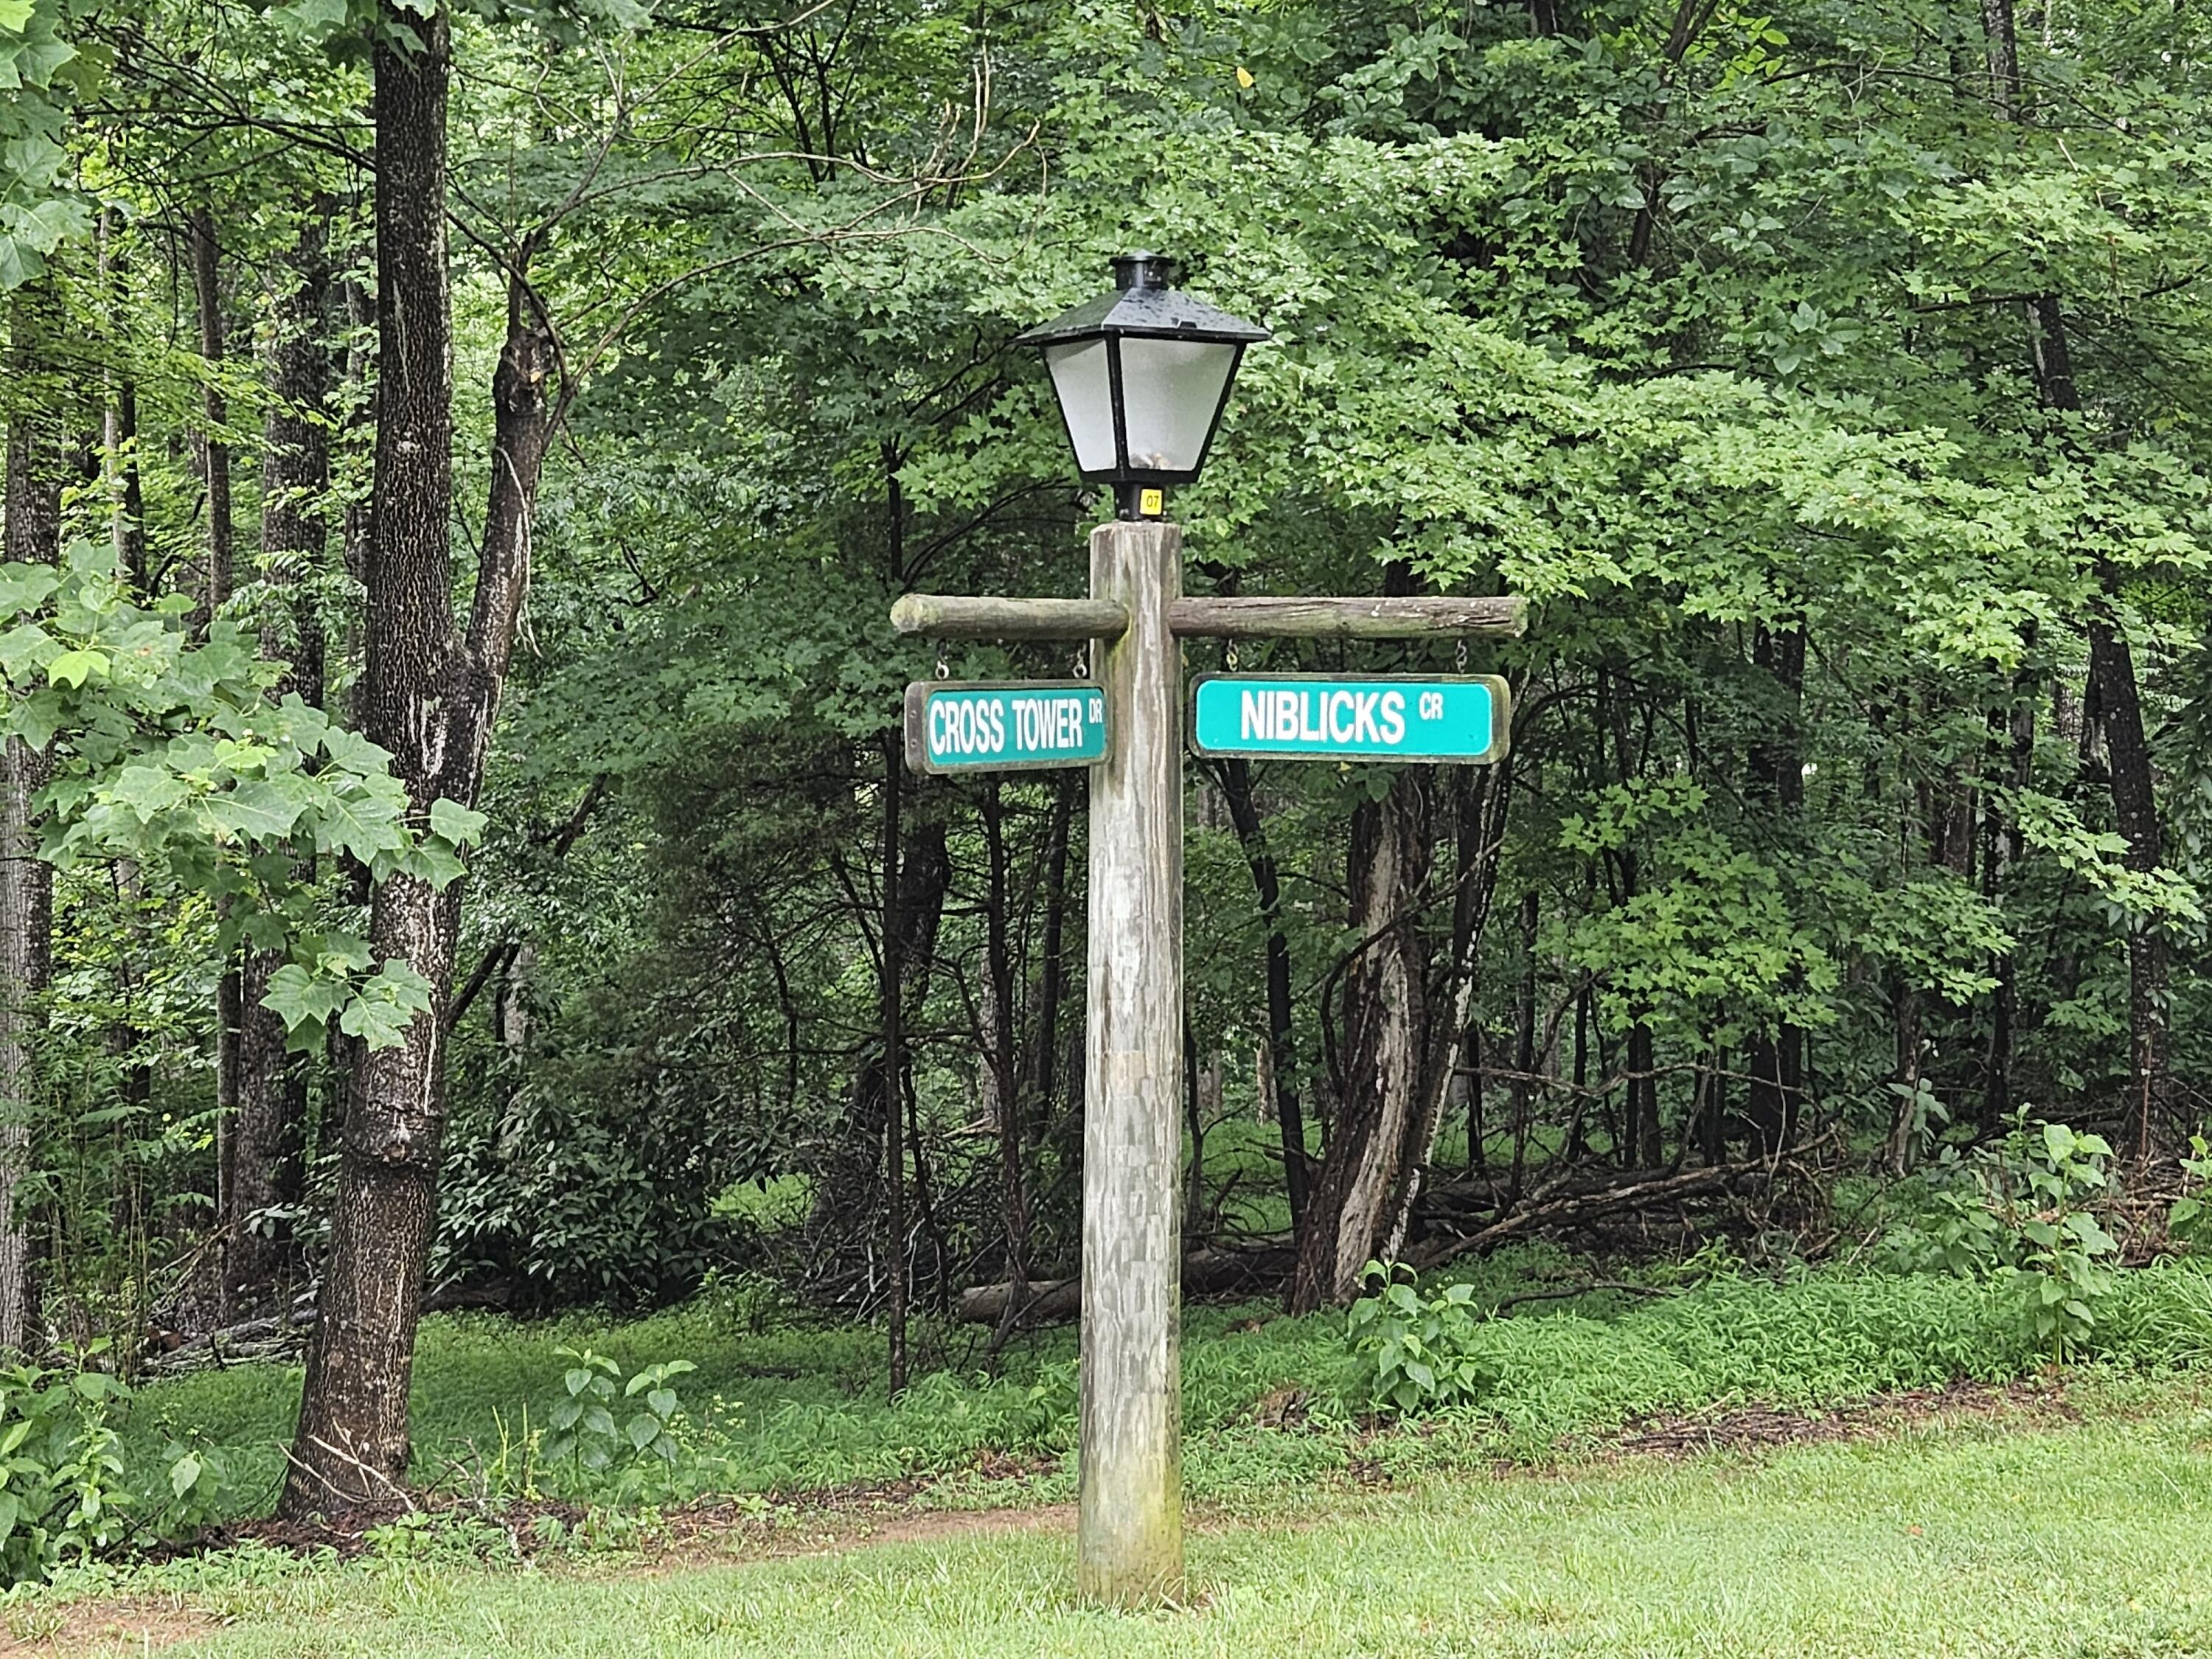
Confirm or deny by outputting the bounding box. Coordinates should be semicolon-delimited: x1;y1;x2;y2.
1;1599;220;1655
1612;1375;2074;1458
641;1452;1067;1567
133;1449;1068;1574
647;1498;1077;1571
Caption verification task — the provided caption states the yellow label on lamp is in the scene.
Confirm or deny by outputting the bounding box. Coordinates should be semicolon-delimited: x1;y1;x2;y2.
1139;488;1164;516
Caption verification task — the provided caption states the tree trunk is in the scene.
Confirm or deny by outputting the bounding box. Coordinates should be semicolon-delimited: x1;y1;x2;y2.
1627;1020;1660;1166
1287;772;1430;1312
1978;0;2170;1160
189;204;233;613
0;324;60;1354
226;204;335;1312
1022;776;1073;1144
1217;757;1308;1238
1508;887;1539;1197
197;202;246;1267
286;7;568;1514
2090;618;2174;1160
978;783;1029;1349
1983;655;2034;1128
1745;620;1805;1155
1382;759;1511;1263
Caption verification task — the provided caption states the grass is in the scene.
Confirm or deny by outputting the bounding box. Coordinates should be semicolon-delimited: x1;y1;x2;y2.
117;1249;2212;1523
44;1379;2212;1656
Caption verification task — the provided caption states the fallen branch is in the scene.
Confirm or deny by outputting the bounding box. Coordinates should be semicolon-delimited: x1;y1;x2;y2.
1488;1279;1680;1315
1407;1150;1805;1283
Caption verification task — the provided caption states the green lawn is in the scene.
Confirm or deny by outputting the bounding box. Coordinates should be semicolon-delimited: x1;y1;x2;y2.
44;1385;2212;1657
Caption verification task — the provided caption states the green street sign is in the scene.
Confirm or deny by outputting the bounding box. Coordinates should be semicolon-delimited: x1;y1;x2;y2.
1189;674;1509;763
905;681;1108;774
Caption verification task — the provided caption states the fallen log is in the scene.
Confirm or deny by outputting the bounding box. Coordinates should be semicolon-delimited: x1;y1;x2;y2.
959;1239;1295;1324
960;1277;1079;1326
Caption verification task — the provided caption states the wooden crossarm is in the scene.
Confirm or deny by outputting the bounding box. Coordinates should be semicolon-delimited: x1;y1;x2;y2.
1169;595;1526;639
891;594;1130;640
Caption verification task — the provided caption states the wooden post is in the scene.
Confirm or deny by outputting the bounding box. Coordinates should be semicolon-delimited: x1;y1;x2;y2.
1079;516;1183;1605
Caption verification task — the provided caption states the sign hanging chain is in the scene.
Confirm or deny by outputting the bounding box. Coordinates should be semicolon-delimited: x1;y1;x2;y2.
1455;637;1468;673
1225;641;1238;672
1071;642;1088;680
935;643;950;681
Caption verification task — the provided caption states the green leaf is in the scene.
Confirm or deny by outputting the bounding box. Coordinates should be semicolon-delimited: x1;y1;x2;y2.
310;785;408;866
0;1;35;33
625;1413;661;1450
0;563;57;616
168;1452;203;1498
44;647;107;689
105;762;189;824
208;776;312;842
260;964;348;1037
321;725;394;777
428;797;487;847
269;0;350;36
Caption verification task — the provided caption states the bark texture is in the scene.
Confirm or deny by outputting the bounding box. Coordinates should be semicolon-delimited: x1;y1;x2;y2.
1745;620;1805;1154
1077;518;1183;1605
226;204;335;1310
189;204;233;611
285;10;560;1513
1382;758;1512;1262
1288;770;1430;1311
0;359;59;1354
1217;757;1309;1238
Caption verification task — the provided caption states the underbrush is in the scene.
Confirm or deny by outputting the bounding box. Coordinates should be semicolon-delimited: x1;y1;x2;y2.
97;1243;2212;1554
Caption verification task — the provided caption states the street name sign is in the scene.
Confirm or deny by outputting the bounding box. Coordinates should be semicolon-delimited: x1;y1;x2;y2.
904;680;1107;774
1189;673;1509;762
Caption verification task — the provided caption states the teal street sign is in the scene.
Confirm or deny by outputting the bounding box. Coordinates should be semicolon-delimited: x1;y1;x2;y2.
905;681;1109;774
1189;674;1509;763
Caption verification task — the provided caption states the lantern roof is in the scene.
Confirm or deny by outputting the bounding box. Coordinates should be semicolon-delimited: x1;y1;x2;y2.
1015;254;1271;349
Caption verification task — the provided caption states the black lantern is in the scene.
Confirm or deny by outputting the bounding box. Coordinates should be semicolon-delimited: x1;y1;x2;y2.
1016;253;1270;521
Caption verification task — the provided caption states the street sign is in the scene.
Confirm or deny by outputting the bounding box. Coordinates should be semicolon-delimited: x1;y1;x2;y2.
1189;673;1509;762
904;680;1108;774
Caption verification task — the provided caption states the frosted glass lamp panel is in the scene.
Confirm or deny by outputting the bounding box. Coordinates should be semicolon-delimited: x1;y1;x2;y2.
1044;341;1117;473
1116;336;1237;473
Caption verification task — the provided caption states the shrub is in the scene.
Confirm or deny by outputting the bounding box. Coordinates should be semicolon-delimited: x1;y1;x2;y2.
0;1361;222;1585
1882;1115;2121;1360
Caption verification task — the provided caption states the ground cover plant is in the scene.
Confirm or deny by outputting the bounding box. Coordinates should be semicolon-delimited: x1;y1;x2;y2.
29;1380;2212;1657
91;1246;2212;1530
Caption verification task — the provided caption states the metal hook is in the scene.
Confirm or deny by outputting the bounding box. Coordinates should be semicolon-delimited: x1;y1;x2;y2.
1455;636;1468;674
1071;642;1088;680
935;643;950;681
1225;641;1239;672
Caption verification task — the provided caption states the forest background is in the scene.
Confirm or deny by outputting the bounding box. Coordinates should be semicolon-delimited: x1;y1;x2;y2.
0;0;2206;1543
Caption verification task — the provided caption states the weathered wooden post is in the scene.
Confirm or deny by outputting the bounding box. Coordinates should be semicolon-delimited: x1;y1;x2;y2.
1079;515;1184;1603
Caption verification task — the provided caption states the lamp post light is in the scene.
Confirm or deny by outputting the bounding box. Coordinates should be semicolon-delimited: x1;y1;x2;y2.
1017;252;1270;521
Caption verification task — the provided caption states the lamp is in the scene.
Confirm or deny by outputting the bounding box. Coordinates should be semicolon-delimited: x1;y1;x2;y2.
1016;253;1270;521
